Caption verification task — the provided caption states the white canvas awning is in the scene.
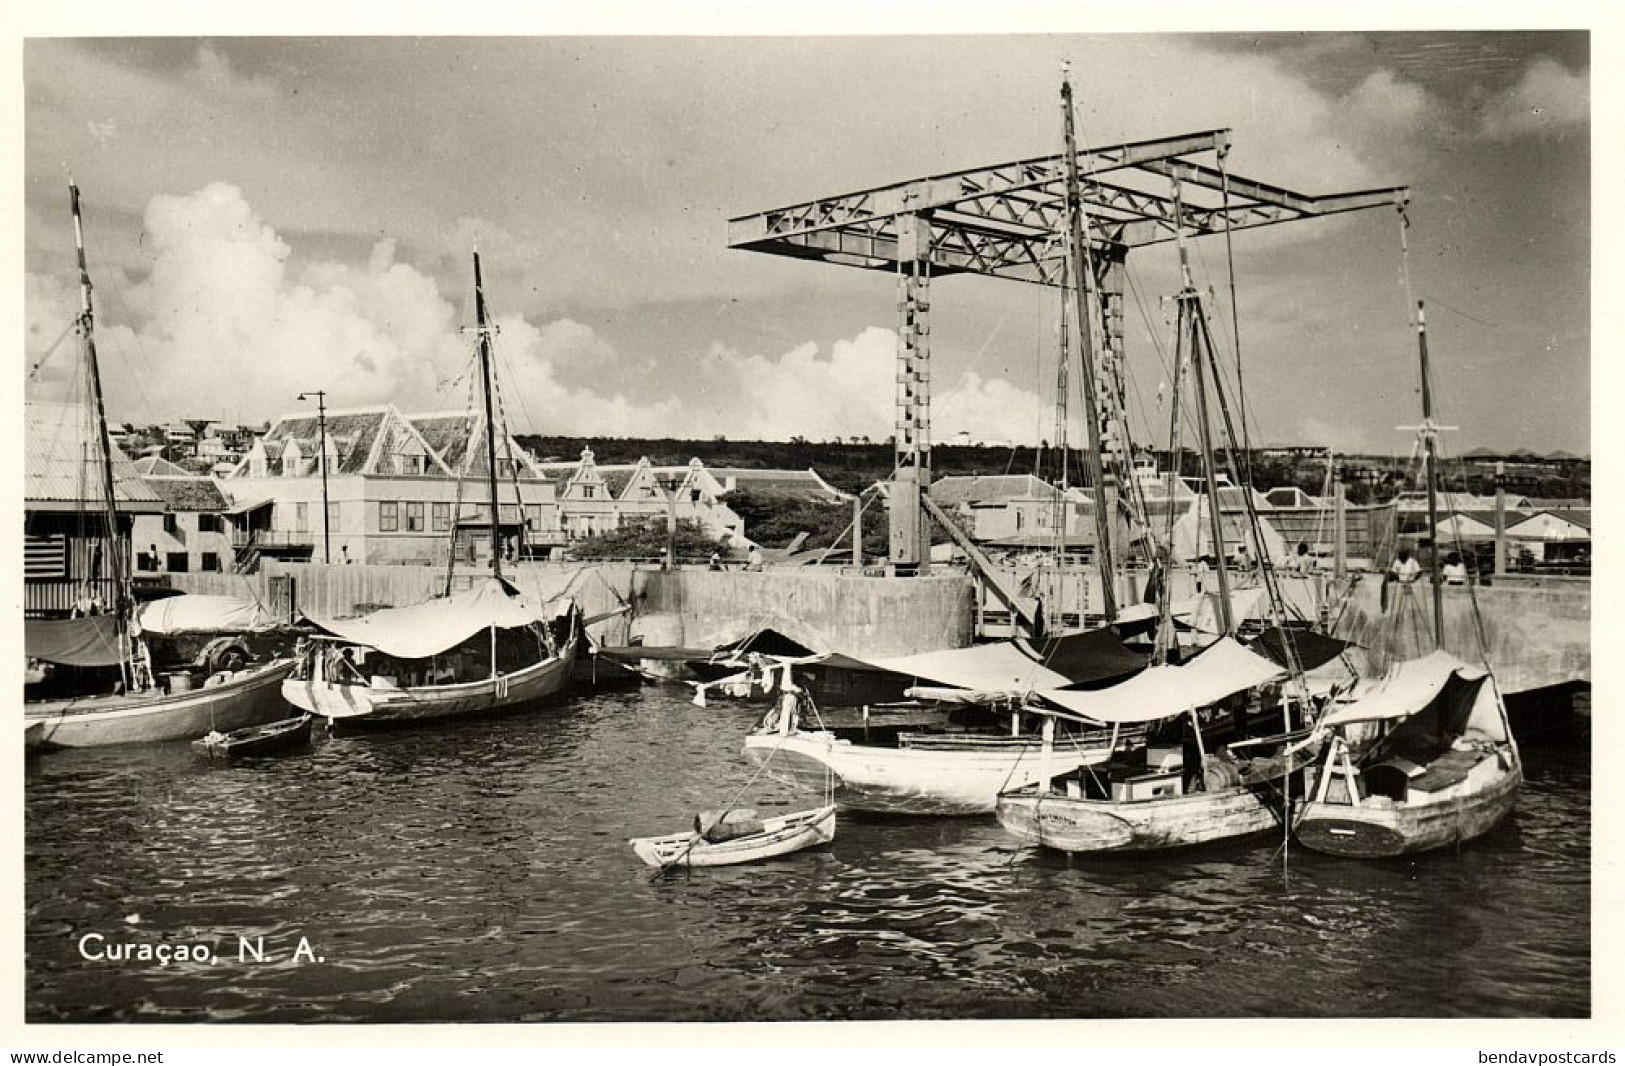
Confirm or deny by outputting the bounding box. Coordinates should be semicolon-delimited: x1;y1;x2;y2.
1037;637;1285;724
868;641;1071;693
303;579;570;659
1318;651;1503;740
138;594;280;634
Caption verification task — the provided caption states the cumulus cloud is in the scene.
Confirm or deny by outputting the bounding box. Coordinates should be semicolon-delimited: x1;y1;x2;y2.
1479;58;1589;140
25;183;1052;446
1341;69;1442;149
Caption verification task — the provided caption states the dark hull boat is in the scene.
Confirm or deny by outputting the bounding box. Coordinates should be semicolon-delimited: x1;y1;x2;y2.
193;713;314;760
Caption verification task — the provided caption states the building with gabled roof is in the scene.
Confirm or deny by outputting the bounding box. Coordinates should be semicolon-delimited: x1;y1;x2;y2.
535;452;746;543
1505;508;1591;564
133;475;237;576
25;401;166;616
225;404;562;567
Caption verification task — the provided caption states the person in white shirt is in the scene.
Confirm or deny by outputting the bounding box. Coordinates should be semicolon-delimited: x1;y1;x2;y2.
1389;548;1422;585
1442;551;1469;586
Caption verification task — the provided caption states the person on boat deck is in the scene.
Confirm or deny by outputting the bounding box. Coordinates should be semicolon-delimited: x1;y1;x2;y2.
1192;554;1212;593
708;550;724;571
746;546;764;572
332;647;366;684
1442;551;1470;586
1291;541;1313;575
1232;543;1254;574
341;545;352;565
70;584;104;617
1389;548;1423;585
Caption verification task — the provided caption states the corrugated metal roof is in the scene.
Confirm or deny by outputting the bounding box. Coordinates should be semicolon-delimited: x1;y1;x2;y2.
133;455;190;477
930;474;1058;506
26;401;164;510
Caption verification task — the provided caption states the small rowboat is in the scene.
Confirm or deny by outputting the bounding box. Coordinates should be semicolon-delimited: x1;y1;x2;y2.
630;804;836;869
193;714;313;760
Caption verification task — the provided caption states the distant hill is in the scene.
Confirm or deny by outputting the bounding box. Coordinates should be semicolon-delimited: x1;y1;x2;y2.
514;436;1589;503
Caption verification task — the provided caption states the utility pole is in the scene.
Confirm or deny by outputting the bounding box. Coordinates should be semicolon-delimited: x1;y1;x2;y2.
297;390;331;564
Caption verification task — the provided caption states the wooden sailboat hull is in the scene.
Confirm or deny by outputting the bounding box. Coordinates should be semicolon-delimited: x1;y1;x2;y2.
193;714;313;759
25;660;296;749
1295;752;1521;858
742;731;1116;816
630;805;836;868
995;783;1287;853
281;635;578;723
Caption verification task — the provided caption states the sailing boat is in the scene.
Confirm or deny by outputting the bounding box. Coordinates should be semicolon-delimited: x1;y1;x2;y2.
994;106;1335;853
739;69;1158;816
1293;302;1521;857
25;183;296;749
280;251;580;724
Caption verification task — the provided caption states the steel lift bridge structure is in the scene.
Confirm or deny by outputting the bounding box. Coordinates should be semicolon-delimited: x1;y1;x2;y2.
727;114;1407;623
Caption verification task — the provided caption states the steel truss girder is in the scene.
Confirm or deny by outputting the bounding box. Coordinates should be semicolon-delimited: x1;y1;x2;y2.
728;128;1408;283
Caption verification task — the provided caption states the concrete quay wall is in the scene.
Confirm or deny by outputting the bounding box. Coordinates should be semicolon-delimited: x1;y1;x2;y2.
166;562;973;657
1310;576;1591;694
631;569;975;657
165;562;1582;691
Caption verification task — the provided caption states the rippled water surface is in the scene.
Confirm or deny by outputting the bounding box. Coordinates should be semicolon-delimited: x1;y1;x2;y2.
25;688;1589;1022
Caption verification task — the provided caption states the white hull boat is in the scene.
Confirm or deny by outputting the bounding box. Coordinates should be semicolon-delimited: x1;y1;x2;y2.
743;729;1123;816
630;805;836;868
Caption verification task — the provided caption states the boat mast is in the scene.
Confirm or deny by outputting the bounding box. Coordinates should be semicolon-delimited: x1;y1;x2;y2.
472;251;503;582
1169;184;1234;635
70;180;131;690
1415;300;1445;648
1060;66;1118;623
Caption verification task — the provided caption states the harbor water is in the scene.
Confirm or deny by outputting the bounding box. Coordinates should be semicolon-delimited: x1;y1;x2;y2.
25;687;1589;1022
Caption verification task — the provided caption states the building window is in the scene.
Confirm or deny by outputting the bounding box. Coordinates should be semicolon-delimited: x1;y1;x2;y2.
197;513;223;534
582;485;595;500
524;504;543;532
397;453;423;476
691;489;702;503
163;513;179;535
295;502;309;532
406;502;425;532
201;552;221;572
432;502;451;532
379;501;399;532
166;552;190;573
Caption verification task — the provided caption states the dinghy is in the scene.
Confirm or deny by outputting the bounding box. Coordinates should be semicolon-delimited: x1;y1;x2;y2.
193;714;313;760
629;805;836;869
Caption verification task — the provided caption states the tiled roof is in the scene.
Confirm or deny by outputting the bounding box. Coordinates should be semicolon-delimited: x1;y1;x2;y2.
25;401;163;509
262;411;386;475
407;412;541;480
408;412;478;472
144;476;231;512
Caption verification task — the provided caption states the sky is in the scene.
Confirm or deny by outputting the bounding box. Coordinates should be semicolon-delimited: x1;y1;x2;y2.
21;25;1592;457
